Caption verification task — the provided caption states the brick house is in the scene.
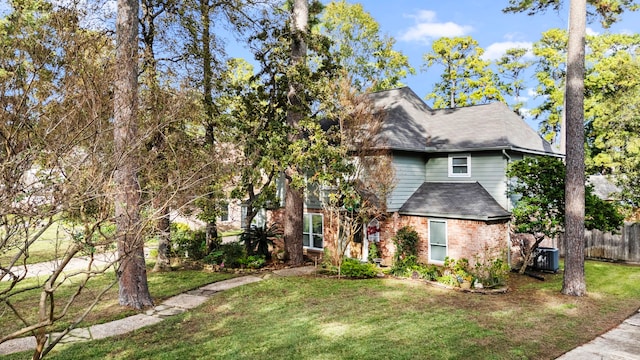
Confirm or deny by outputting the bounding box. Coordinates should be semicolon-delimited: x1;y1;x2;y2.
271;87;562;267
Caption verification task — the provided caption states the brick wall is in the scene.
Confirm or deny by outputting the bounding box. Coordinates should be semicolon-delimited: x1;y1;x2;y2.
377;213;509;266
268;208;510;267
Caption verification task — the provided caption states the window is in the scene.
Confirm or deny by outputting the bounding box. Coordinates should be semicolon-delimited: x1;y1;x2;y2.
448;154;471;177
219;202;229;222
429;220;447;263
303;213;323;249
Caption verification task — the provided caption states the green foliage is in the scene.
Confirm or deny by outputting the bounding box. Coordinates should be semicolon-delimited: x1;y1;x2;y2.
503;0;639;28
169;223;206;260
507;157;624;237
319;0;415;91
241;223;282;260
442;257;474;286
422;36;504;109
238;255;267;269
474;257;511;288
392;226;419;262
390;255;440;281
203;241;246;268
496;47;533;115
367;242;379;263
436;274;460;287
338;257;378;278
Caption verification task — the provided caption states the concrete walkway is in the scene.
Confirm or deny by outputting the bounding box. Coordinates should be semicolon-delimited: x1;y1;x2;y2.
556;309;640;359
2;264;639;359
1;252;118;282
0;266;316;356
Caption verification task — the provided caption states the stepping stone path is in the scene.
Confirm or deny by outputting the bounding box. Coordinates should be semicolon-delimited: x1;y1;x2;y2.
0;273;274;356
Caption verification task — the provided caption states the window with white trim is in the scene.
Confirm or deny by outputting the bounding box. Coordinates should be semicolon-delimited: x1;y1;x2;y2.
303;213;323;249
219;202;229;222
429;220;447;263
448;154;471;177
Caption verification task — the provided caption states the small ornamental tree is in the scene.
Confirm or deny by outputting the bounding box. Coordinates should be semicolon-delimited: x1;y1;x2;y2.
507;157;623;273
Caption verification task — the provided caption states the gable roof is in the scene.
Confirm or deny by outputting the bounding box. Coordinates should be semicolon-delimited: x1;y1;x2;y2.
368;87;561;156
399;182;511;221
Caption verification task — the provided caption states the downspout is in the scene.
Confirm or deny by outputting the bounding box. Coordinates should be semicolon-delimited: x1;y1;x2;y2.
502;149;513;267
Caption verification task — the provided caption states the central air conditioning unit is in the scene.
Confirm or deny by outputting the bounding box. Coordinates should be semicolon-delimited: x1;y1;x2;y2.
533;247;559;273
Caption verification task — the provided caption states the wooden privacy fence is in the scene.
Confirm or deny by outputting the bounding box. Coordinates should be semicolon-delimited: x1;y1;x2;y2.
558;222;640;263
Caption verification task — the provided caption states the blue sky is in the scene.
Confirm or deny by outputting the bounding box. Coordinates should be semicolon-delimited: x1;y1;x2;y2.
3;0;639;128
357;1;640;107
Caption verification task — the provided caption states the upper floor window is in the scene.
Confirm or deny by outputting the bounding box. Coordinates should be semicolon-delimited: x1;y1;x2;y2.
448;154;471;177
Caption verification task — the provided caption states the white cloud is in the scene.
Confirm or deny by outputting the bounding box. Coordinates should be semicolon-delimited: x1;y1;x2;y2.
482;41;533;60
586;27;599;36
527;88;539;98
399;10;473;43
518;107;533;118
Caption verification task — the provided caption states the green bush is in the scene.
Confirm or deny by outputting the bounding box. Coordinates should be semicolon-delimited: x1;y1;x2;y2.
368;242;380;263
241;223;282;260
339;258;378;278
392;226;419;263
202;249;224;265
238;255;267;269
436;274;460;287
217;241;246;268
169;223;207;260
390;256;440;280
473;257;510;288
390;255;418;276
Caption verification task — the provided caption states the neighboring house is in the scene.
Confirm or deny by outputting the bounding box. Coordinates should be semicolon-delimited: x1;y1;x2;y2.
271;87;562;267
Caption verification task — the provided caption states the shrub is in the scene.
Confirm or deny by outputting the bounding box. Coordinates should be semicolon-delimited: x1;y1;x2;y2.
474;257;510;288
436;274;460;287
241;223;282;260
202;249;224;265
169;223;207;260
392;226;419;262
439;257;474;287
472;245;511;288
217;241;246;268
368;242;380;263
390;255;418;276
238;254;266;269
391;256;440;280
339;258;378;278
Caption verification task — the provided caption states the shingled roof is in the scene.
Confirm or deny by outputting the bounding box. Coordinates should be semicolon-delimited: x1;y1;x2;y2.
368;87;561;156
399;182;512;221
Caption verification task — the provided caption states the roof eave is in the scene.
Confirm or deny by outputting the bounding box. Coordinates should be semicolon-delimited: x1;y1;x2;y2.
398;211;511;222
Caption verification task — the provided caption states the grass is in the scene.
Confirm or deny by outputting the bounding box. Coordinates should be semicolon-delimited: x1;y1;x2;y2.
0;265;235;337
0;223;75;266
0;223;243;267
5;260;639;360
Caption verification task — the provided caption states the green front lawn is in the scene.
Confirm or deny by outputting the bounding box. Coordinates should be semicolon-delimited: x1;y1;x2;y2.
7;260;638;360
0;266;236;338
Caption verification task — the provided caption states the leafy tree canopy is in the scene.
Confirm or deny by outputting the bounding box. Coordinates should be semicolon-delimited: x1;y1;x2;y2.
319;0;415;92
503;0;639;28
422;36;504;109
507;156;624;239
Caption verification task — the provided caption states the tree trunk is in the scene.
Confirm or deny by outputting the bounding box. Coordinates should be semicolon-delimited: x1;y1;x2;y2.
283;0;308;266
206;221;218;253
518;234;545;274
284;176;304;265
114;0;153;309
153;205;171;272
562;0;587;297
